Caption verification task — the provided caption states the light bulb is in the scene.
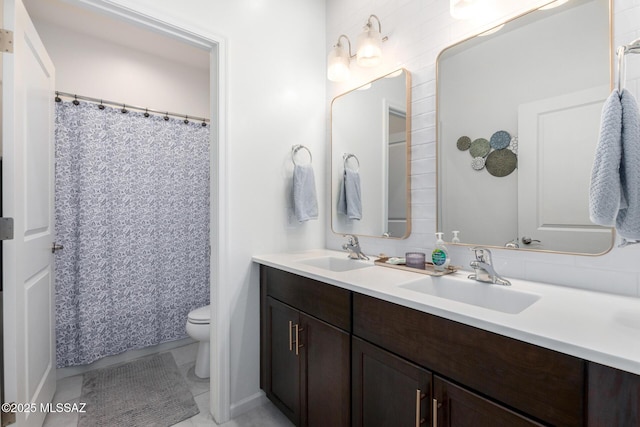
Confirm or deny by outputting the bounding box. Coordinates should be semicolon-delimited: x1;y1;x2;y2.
356;26;382;67
327;44;351;82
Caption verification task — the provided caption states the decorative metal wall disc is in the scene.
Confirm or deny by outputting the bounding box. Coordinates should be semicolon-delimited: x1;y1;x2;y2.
457;136;471;151
469;138;490;158
490;130;511;149
485;149;517;177
471;156;486;170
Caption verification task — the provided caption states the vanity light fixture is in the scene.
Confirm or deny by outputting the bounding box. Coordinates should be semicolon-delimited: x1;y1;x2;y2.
327;15;389;82
327;35;353;82
356;15;384;67
450;0;479;19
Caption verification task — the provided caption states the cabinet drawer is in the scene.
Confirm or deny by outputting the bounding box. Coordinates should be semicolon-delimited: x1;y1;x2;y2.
261;265;351;331
353;293;585;427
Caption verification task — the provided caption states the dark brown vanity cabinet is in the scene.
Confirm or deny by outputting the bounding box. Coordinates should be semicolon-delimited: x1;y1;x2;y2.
353;293;584;427
433;376;543;426
260;266;350;427
352;336;432;427
260;265;640;427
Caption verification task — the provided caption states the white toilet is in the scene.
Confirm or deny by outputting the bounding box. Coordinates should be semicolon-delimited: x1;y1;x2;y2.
186;305;211;379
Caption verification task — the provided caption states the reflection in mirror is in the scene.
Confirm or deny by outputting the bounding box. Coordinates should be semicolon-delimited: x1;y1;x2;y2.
331;69;411;238
437;0;614;255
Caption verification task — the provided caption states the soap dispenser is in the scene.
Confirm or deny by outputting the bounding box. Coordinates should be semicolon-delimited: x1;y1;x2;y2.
452;230;460;244
432;232;450;271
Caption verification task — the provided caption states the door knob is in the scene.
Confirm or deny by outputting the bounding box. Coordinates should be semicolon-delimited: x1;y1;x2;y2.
51;242;64;253
521;237;541;245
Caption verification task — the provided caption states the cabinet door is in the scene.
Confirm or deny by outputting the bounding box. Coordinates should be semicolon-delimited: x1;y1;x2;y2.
352;337;431;427
266;297;301;425
300;313;350;427
433;376;543;427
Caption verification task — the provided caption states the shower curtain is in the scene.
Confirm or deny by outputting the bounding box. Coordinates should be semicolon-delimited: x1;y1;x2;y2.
54;101;210;368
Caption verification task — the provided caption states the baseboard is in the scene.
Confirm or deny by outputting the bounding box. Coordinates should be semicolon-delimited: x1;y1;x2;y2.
229;390;268;419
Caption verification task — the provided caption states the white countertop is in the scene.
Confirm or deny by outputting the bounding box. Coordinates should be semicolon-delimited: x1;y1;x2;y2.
253;249;640;376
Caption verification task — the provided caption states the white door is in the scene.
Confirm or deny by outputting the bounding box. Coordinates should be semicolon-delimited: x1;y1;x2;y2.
2;0;56;425
518;86;612;254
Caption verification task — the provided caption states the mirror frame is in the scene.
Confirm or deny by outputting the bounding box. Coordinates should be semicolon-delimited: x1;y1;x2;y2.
330;68;412;239
435;0;615;256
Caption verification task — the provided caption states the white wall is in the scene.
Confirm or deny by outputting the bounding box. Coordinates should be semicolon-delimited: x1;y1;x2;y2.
326;0;640;298
31;20;210;118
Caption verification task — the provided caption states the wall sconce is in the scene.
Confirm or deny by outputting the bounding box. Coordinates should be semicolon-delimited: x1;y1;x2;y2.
327;35;353;82
327;14;388;82
356;15;384;67
450;0;479;19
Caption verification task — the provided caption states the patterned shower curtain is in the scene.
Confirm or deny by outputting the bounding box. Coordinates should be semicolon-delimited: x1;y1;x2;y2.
54;101;210;368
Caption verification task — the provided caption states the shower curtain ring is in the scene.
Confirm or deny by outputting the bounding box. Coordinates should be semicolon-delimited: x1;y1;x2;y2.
72;95;80;106
201;120;207;127
121;104;128;114
184;115;189;124
98;100;105;110
164;112;170;121
144;108;150;118
55;91;62;103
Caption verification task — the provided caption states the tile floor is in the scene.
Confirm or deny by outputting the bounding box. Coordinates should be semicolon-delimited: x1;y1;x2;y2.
43;342;293;427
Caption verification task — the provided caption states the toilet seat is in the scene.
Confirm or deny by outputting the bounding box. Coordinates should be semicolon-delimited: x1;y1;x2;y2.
188;305;210;324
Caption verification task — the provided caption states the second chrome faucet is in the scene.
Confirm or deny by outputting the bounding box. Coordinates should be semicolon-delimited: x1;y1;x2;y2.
468;247;511;286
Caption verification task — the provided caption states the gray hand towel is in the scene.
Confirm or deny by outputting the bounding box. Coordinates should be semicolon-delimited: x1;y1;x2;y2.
590;89;623;226
293;164;318;222
590;89;640;245
337;169;362;220
616;89;640;243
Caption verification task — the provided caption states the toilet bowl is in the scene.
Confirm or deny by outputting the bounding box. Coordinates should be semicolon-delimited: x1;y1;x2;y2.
186;305;211;379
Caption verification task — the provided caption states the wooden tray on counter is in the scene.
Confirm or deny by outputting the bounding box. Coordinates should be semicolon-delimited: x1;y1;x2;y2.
374;256;458;276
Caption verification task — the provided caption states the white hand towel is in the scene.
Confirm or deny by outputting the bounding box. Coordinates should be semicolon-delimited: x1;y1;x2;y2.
293;164;318;222
337;169;362;220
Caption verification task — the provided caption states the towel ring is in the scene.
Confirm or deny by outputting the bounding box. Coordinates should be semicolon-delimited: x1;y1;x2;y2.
292;144;312;166
617;38;640;92
343;153;360;172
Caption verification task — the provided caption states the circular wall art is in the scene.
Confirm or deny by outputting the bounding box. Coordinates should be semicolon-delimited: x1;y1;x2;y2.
471;156;485;170
490;130;511;150
457;136;471;151
469;138;490;158
485;149;517;177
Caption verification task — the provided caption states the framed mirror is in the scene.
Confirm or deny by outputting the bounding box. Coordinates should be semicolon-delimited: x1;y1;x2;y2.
437;0;614;255
331;69;412;238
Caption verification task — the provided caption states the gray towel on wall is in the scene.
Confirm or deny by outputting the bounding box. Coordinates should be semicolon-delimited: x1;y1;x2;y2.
293;164;318;222
590;89;640;244
337;169;362;220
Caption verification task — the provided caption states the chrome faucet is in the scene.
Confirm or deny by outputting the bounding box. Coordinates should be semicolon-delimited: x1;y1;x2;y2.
468;247;511;286
342;235;369;260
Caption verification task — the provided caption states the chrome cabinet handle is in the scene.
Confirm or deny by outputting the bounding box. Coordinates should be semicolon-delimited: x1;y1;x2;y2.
51;242;64;253
288;321;293;351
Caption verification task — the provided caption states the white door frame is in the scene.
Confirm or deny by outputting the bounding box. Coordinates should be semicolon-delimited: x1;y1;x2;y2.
67;0;230;422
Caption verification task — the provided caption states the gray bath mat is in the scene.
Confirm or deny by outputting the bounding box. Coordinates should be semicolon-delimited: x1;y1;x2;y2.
78;352;199;427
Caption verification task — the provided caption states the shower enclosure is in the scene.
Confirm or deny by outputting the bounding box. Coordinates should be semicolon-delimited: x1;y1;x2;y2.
54;99;210;368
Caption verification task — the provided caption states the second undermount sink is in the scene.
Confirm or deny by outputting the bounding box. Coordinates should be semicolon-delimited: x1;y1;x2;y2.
298;256;374;272
399;277;540;314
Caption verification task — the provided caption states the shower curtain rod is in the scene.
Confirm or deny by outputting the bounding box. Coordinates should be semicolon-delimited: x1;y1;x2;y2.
55;91;210;124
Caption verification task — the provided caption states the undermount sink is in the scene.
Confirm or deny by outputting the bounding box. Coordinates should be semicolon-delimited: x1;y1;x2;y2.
298;256;374;272
399;277;540;314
